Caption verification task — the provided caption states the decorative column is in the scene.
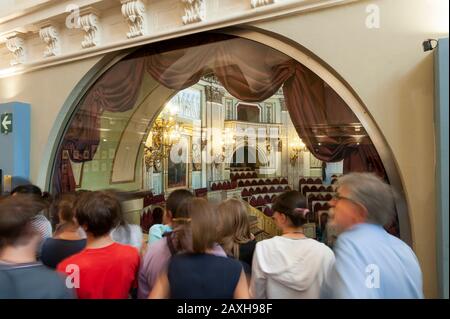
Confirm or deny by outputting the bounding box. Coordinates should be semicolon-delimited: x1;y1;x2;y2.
38;23;60;57
121;0;146;39
5;33;26;66
181;0;206;25
251;0;276;9
79;9;100;48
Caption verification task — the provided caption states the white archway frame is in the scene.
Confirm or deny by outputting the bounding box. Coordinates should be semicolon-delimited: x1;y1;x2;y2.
41;27;411;245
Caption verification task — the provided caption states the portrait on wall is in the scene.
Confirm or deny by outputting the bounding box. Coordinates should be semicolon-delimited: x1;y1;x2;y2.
310;153;322;168
167;137;188;189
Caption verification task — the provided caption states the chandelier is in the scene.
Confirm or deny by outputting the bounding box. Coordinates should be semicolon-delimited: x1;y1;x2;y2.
144;115;184;171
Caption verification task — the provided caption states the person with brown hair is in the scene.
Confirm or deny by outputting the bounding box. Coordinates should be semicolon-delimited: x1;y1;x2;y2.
217;198;256;274
250;190;335;299
147;189;194;246
149;198;249;299
137;192;226;299
0;194;74;298
40;193;86;268
57;191;139;299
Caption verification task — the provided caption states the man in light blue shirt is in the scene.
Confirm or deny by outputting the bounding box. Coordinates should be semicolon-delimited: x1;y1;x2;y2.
321;173;423;299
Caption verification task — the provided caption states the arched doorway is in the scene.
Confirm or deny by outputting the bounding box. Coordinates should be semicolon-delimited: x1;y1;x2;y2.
45;29;410;245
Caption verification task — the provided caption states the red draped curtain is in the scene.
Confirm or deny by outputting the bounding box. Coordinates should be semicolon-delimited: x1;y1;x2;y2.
54;57;146;193
54;33;386;192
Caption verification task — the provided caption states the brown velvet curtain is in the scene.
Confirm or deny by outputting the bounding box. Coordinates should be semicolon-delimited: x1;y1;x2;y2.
343;144;387;181
54;58;146;193
54;33;385;192
146;34;361;164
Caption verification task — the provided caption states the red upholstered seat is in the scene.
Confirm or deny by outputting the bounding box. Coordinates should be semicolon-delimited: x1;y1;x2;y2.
244;180;251;186
307;178;314;184
250;196;258;207
319;186;326;192
271;194;277;202
284;185;291;190
326;186;334;192
276;186;284;192
324;193;333;201
264;194;271;202
269;186;276;192
256;196;266;206
238;180;244;187
211;183;218;191
262;186;268;193
273;178;280;184
242;189;250;197
281;178;288;184
314;178;322;184
258;179;264;185
302;186;311;195
263;205;273;217
311;185;318;192
251;180;258;186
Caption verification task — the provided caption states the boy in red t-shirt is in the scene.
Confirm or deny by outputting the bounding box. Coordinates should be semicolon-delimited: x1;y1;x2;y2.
57;191;139;299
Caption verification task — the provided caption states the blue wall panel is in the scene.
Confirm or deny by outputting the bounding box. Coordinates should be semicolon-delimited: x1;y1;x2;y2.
0;102;30;192
435;38;449;299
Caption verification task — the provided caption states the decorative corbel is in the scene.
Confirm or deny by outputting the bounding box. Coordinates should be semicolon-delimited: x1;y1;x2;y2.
181;0;206;25
38;23;60;57
79;9;100;48
251;0;276;9
5;33;26;66
121;0;146;39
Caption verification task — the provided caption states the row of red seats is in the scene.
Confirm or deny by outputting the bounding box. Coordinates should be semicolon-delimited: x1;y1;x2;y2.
237;178;288;187
299;177;322;190
210;180;238;191
194;188;208;197
230;172;258;180
307;193;334;211
248;194;280;207
301;185;334;196
242;185;291;197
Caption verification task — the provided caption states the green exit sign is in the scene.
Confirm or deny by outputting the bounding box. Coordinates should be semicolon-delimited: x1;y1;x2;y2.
1;113;13;134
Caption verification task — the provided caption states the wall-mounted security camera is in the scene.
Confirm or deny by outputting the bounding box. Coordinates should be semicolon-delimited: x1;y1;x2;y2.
422;39;438;52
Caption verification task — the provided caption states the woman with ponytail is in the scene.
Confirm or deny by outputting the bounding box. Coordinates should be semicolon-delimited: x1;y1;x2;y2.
249;190;335;299
149;198;249;299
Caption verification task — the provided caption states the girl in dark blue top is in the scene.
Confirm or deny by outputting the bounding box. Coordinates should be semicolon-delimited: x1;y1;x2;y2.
149;198;249;299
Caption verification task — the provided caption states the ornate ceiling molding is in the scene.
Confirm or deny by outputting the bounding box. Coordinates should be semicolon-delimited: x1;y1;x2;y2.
0;0;356;77
181;0;206;25
80;9;100;49
38;23;60;57
121;0;146;39
251;0;276;9
5;33;26;65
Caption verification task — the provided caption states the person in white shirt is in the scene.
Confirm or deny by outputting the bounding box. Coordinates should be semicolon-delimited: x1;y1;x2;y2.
250;190;335;299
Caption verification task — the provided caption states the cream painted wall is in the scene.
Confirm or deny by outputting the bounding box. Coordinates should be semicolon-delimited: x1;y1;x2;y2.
250;0;449;298
0;55;102;187
0;0;446;298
